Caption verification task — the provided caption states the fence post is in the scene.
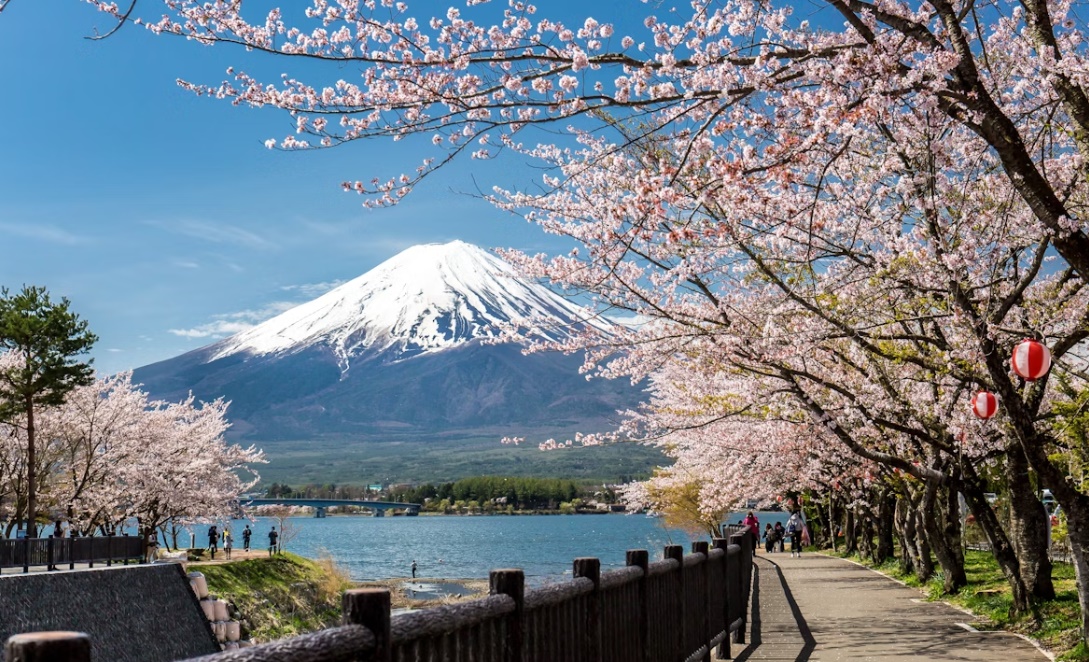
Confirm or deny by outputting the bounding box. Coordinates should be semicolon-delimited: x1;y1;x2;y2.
728;533;748;644
490;569;524;662
692;541;711;662
69;538;74;571
342;588;390;662
5;632;91;662
626;549;651;662
21;538;29;574
574;557;602;662
107;536;113;567
665;544;684;659
712;538;731;660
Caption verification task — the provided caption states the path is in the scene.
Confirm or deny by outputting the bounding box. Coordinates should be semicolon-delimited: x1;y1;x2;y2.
734;553;1050;661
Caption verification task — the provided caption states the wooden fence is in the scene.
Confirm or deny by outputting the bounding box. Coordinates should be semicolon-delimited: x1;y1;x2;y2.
0;536;145;574
4;533;754;662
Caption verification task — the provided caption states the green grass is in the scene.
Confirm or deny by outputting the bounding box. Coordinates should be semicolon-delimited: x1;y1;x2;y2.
196;552;351;642
828;548;1086;660
254;437;666;486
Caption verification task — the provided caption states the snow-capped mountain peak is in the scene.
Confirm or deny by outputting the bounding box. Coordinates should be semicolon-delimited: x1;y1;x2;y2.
208;241;607;365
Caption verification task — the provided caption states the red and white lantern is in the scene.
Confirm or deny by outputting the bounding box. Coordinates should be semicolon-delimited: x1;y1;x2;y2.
971;391;999;420
1010;338;1051;381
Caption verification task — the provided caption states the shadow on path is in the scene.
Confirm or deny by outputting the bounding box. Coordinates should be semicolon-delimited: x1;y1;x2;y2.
735;558;816;662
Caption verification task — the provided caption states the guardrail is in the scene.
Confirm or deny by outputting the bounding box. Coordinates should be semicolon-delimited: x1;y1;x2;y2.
5;533;754;662
0;536;145;574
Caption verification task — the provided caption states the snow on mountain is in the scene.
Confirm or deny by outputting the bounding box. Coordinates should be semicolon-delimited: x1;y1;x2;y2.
208;240;608;366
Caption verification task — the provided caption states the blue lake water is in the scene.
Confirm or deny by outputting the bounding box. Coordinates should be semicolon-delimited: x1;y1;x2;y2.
188;514;701;582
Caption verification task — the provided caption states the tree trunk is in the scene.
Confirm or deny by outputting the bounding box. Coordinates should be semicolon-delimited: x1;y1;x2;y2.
859;510;875;561
1006;444;1056;600
845;508;858;555
943;484;968;589
958;461;1032;615
895;493;918;577
876;491;895;564
1067;519;1089;646
25;396;36;538
920;480;967;593
829;498;838;553
912;499;935;581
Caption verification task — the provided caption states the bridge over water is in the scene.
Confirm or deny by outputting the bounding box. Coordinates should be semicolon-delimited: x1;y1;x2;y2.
242;498;421;517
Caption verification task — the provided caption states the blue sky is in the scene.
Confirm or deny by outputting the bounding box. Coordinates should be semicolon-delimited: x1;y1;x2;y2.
0;1;609;374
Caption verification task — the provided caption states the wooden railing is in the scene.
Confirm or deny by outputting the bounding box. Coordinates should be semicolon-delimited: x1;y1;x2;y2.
3;533;754;662
0;535;145;574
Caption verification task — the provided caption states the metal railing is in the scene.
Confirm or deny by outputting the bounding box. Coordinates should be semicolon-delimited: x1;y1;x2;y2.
4;533;754;662
0;536;146;574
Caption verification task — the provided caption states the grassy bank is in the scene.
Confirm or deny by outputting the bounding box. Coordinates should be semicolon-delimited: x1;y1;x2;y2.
829;548;1083;660
197;553;351;642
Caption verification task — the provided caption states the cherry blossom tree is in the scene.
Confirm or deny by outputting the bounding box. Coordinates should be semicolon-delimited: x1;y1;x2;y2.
20;0;1089;639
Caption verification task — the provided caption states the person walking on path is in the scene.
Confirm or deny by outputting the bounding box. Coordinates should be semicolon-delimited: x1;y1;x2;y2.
742;511;760;555
242;525;252;551
207;525;218;560
786;510;805;557
411;560;418;579
268;526;279;556
223;529;233;560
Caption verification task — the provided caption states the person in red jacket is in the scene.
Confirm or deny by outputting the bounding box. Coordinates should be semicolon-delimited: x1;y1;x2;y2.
742;511;760;555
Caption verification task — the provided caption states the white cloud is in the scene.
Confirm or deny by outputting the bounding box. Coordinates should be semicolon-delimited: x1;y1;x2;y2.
280;280;345;298
152;220;278;251
0;222;89;245
168;301;298;340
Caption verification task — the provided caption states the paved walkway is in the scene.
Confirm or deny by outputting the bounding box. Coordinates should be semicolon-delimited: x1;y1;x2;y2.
732;553;1050;661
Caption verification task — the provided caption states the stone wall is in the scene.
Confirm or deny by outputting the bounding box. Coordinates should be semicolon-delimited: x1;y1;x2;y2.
0;562;219;661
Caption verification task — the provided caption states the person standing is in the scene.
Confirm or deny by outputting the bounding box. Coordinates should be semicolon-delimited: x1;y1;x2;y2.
268;526;279;556
242;525;252;552
411;560;418;579
773;521;786;553
742;511;760;555
786;510;806;558
223;529;233;560
208;525;218;560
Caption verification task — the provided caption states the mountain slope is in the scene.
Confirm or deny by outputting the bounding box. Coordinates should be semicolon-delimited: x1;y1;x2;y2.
133;241;638;441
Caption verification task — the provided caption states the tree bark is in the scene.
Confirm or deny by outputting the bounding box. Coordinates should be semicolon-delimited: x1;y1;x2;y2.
845;508;858;555
958;460;1032;615
920;480;967;593
876;491;895;564
25;395;36;538
895;492;920;578
1005;444;1055;600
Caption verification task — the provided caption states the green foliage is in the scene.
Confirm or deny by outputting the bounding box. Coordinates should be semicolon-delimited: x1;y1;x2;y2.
390;475;584;511
0;285;97;415
255;437;664;486
198;552;351;642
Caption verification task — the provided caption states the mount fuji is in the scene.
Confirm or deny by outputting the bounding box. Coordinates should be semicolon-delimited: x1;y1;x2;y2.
132;241;640;442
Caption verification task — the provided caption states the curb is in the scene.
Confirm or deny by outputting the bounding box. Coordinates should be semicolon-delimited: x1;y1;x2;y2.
818;552;1056;661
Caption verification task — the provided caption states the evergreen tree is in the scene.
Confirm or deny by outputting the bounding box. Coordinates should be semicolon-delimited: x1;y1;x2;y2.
0;285;96;536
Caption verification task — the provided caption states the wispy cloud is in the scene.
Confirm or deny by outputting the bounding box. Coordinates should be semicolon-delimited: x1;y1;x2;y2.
152;220;278;251
172;259;201;269
281;280;345;298
168;301;298;339
0;222;89;246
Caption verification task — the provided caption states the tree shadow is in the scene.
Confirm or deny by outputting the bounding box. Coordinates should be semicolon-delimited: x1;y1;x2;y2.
734;558;816;662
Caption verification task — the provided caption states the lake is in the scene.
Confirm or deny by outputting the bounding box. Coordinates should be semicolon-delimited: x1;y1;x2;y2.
193;514;701;582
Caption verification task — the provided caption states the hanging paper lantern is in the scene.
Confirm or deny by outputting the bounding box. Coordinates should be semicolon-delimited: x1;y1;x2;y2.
971;391;999;419
1011;338;1051;381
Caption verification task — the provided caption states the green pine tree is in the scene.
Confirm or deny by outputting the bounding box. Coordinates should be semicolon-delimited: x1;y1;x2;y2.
0;286;96;536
